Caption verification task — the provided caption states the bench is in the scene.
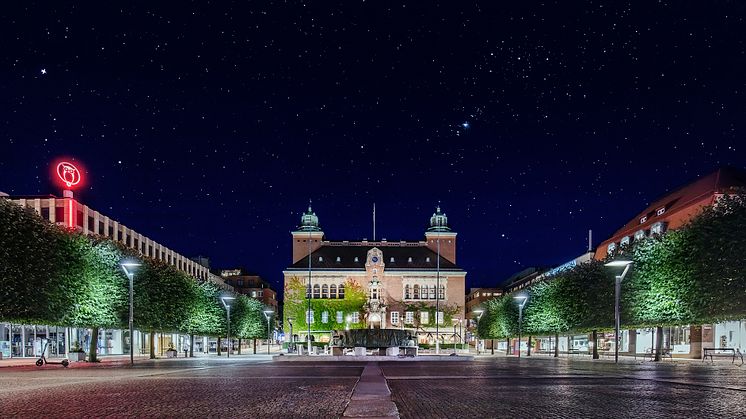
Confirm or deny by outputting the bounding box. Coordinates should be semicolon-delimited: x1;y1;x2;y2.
702;348;743;364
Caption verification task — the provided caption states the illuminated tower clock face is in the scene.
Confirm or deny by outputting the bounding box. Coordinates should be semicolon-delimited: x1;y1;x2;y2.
372;256;379;263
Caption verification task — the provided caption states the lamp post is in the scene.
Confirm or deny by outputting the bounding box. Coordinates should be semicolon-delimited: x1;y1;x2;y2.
120;261;142;366
263;310;274;355
514;296;528;358
220;296;235;358
605;259;633;364
473;309;484;354
287;317;294;354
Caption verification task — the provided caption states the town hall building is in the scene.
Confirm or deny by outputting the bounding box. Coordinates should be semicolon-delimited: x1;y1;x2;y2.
283;205;467;345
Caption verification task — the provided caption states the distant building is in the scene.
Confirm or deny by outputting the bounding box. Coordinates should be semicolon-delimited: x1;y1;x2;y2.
220;269;278;313
283;204;467;345
465;287;503;323
596;167;746;260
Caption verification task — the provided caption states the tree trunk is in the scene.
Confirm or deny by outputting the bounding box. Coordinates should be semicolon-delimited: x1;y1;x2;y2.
253;338;257;354
554;332;559;358
654;326;664;361
592;330;599;359
491;339;494;355
89;328;99;362
189;334;194;358
238;338;242;355
527;336;532;357
149;331;156;359
217;337;222;356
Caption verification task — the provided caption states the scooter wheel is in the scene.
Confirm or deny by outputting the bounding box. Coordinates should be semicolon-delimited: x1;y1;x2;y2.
36;359;43;367
62;360;69;368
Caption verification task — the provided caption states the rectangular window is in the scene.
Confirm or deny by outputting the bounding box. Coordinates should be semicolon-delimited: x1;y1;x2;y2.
420;311;429;324
55;207;65;223
391;311;400;325
405;312;414;324
437;311;444;324
306;310;314;324
336;311;343;323
88;216;94;231
41;207;50;221
351;312;360;323
322;311;329;323
258;290;263;297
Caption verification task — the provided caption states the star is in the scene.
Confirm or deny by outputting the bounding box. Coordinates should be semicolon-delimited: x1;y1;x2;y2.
40;69;46;75
461;121;470;129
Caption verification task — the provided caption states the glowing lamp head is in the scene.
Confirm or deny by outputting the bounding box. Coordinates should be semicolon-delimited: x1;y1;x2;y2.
56;162;82;188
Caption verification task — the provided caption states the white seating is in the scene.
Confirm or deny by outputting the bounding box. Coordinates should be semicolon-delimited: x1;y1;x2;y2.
354;347;367;356
386;347;400;356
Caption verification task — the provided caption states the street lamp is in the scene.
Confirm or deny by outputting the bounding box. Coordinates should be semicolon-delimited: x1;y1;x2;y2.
263;310;274;355
605;258;633;364
120;260;142;366
220;296;236;358
473;309;484;355
513;295;528;358
287;317;294;354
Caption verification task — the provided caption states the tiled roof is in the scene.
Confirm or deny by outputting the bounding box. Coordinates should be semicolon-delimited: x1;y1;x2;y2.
287;245;463;271
612;167;746;237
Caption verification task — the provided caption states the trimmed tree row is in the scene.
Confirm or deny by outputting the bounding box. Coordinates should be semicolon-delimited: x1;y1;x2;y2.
478;193;746;347
0;199;268;361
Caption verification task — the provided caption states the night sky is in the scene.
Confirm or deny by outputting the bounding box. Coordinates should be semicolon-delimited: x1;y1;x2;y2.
3;2;746;294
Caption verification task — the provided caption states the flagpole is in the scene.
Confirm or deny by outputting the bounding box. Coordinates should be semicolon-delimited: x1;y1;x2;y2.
373;203;376;241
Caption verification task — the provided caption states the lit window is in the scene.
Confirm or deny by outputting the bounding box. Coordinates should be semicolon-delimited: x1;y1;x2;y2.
338;284;345;299
657;207;666;216
607;242;617;255
405;311;414;324
330;284;337;299
408;257;413;262
322;284;329;298
306;310;314;324
429;285;436;300
405;284;411;299
438;285;445;299
313;284;320;299
390;257;395;263
437;311;444;324
258;290;263;297
318;256;323;262
426;257;431;263
420;311;429;324
322;311;329;323
351;312;360;323
391;311;400;325
634;230;646;241
251;291;256;297
620;236;630;247
336;311;343;323
354;257;359;262
413;284;420;299
336;256;341;262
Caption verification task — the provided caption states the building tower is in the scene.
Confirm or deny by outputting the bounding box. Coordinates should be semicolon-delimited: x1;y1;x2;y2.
425;205;457;264
291;204;324;264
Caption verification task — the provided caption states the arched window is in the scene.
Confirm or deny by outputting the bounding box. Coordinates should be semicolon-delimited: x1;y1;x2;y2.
429;285;436;300
338;284;345;299
405;284;411;299
438;285;445;299
313;284;320;299
413;284;420;299
330;284;337;299
322;284;329;299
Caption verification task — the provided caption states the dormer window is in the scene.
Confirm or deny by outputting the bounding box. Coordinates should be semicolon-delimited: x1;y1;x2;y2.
657;207;666;216
607;242;617;255
408;257;413;263
354;257;359;262
426;257;431;263
336;256;341;262
634;230;646;241
651;221;667;235
620;236;630;247
318;256;323;262
390;257;395;263
639;216;648;224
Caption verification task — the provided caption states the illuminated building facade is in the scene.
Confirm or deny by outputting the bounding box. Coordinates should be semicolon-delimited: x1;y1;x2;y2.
283;205;467;345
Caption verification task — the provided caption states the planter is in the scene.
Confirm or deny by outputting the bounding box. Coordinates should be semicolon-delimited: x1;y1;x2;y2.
166;350;178;358
68;351;86;362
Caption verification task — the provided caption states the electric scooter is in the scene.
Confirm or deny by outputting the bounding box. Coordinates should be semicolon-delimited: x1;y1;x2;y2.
35;341;70;368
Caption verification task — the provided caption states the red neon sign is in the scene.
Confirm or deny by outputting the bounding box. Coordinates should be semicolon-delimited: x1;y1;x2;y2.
56;162;82;188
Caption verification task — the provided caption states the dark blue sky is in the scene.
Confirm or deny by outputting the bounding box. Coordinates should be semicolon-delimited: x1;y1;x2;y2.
2;1;745;293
